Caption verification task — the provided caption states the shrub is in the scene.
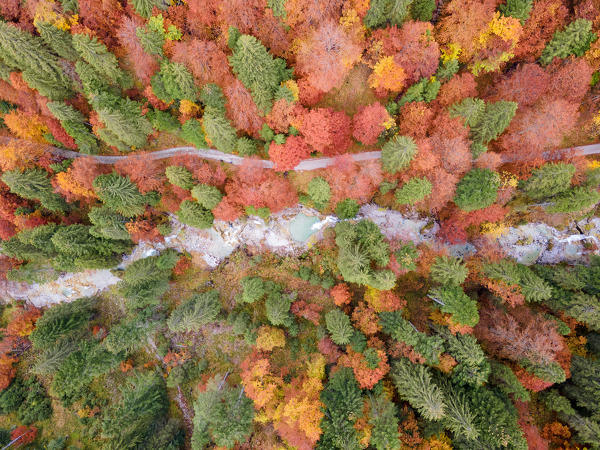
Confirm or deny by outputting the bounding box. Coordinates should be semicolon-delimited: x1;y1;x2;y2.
454;169;500;212
381;135;417;174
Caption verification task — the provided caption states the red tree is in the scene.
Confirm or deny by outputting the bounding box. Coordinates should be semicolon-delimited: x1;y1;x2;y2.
352;102;391;146
294;107;352;156
225;79;264;137
491;63;550;107
269;135;312;171
117;16;159;85
397;102;434;139
10;426;37;447
170;39;233;88
436;73;478;107
547;57;594;104
115;153;166;193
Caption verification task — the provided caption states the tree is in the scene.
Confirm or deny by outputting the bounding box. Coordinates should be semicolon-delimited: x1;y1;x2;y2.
269;135;312;171
430;256;468;285
47;102;99;154
325;309;354;345
167;290;221;332
364;0;413;28
307;177;331;210
192;376;254;449
394;177;432;205
177;200;214;228
454;168;500;212
295;107;352;156
93;172;149;217
72;33;131;88
499;0;533;24
130;0;168;18
442;331;491;387
411;0;436;20
547;187;600;213
224;79;263;137
381;135;417;174
352;102;391;146
469;101;518;153
428;284;479;327
368;394;401;450
1;168;68;212
156;61;197;102
391;358;446;421
335;199;360;219
240;276;266;303
191;184;222;210
540;19;597;65
265;290;293;328
520;163;575;200
202;111;238;153
165;166;195;190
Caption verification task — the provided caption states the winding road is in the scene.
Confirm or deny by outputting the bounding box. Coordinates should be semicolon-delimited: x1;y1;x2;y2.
2;137;600;171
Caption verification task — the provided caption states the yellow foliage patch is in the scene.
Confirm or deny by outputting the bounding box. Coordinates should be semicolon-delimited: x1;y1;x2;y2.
255;325;286;352
369;56;406;92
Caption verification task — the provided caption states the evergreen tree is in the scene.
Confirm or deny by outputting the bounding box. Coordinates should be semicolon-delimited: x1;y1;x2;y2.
167;290;221;333
192;376;254;449
0;22;73;100
75;60;117;97
488;361;530;401
165;166;195;190
563;355;600;420
103;315;159;355
441;390;479;441
157;61;197;102
540;19;598;65
335;198;360;219
498;0;533;24
130;0;169;19
364;0;413;29
72;34;132;88
228;33;291;113
177;200;214;228
200;83;227;114
394;177;432;205
397;77;441;107
381;135;418;174
391;358;446;421
148;109;180;133
547;186;600;213
180;119;207;147
202;112;238;153
307;177;331;210
236;137;258;156
520;163;575;200
31;338;77;376
368;394;401;450
469;101;517;148
454;168;500;212
240;276;266;304
430;256;468;285
442;330;490;386
88;207;130;241
191;184;222;210
265;290;293;328
89;92;152;151
36;22;79;61
411;0;436;21
325;309;354;345
2;168;68;212
435;59;460;82
93;172;149;217
428;284;479;327
47;101;99;154
449;97;486;128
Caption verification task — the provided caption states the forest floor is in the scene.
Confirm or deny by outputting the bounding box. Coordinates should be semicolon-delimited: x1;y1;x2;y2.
6;205;600;308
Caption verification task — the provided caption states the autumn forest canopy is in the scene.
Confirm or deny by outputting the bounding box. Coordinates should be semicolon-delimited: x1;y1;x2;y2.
0;0;600;448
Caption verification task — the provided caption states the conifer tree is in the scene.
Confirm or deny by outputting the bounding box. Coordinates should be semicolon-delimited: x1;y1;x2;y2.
335;198;360;219
130;0;169;19
430;256;468;285
103;315;159;355
177;200;214;228
449;98;486;128
381;135;417;174
93;172;149;217
165;166;195;190
364;0;413;29
180;119;207;147
454;168;500;212
167;290;221;332
72;34;132;88
428;284;479;327
368;394;401;450
47;101;99;154
88;207;130;241
191;184;222;210
192;376;254;449
442;331;490;386
540;19;598;65
229;33;291;113
488;361;530;401
391;358;446;421
240;276;266;304
442;391;479;441
2;168;66;212
520;163;575;200
498;0;533;24
469;101;518;147
411;0;436;21
307;177;331;210
157;61;197;102
35;22;79;61
265;291;293;328
202;112;238;153
325;309;354;345
547;186;600;213
394;177;432;205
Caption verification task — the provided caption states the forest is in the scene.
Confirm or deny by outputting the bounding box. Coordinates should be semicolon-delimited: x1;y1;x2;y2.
0;0;599;448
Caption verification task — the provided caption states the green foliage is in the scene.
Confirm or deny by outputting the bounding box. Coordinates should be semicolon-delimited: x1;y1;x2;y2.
443;331;490;386
47;101;99;154
93;172;149;217
379;311;444;364
485;260;553;303
307;177;331;210
368;394;401;450
498;0;533;24
167;290;221;332
236;137;258;156
203;111;238;153
192;376;254;449
391;358;446;421
191;184;222;210
130;0;168;18
245;205;271;219
200;83;227;114
75;60;117;97
441;390;479;441
335;220;395;289
394;177;432;205
488;361;530;401
540;19;598;65
564;355;600;421
229;34;291;113
177;200;214;228
411;0;436;21
429;284;479;327
167;359;207;388
547;186;600;213
72;34;131;88
381;135;417;174
394;243;419;272
104;314;160;355
318;367;363;450
430;256;468;285
454;168;500;212
2;168;68;212
157;61;197;102
36;22;78;61
265;290;294;328
521;359;566;383
31;338;77;376
470;101;517;151
435;59;460;82
165;165;195;190
240;276;266;304
0;378;52;424
449;97;486;127
520;163;575;200
0;22;73;100
180;118;207;147
101;371;169;449
30;297;95;350
365;0;414;29
88;206;130;241
397;77;441;106
325;309;354;345
335;198;360;219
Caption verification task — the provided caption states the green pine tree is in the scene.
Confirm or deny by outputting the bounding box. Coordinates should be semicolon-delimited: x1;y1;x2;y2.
240;276;266;304
165;165;195;190
428;284;479;327
368;394;401;450
520;162;575;200
167;290;221;332
540;19;598;65
72;33;132;88
307;177;331;210
203;112;238;153
547;186;600;213
177;200;214;228
498;0;533;24
381;135;417;174
2;168;68;212
430;256;469;285
88;206;130;241
35;22;79;61
394;177;432;205
325;309;354;345
411;0;436;21
180;119;207;147
130;0;169;18
47;101;99;154
157;61;197;102
93;172;149;217
454;168;500;211
191;184;222;210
